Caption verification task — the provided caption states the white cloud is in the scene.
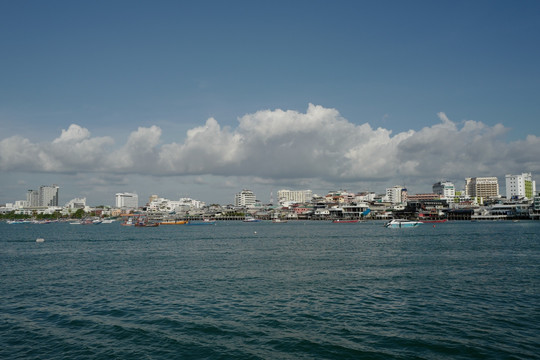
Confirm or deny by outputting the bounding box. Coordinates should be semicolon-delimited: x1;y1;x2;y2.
108;125;162;171
1;105;539;192
52;124;91;144
0;124;114;173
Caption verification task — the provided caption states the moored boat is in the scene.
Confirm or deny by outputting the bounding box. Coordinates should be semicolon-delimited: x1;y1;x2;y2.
332;219;359;223
7;220;32;224
159;220;188;225
384;219;422;228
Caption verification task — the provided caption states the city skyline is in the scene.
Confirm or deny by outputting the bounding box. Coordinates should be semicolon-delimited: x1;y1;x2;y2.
1;1;540;206
1;173;535;208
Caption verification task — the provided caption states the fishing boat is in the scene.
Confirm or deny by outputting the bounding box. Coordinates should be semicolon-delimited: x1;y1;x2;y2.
384;219;422;228
135;221;159;227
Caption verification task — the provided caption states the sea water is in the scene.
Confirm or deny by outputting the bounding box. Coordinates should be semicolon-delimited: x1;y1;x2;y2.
1;221;539;359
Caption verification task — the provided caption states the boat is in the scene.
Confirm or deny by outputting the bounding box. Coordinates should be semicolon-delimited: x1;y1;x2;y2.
384;219;422;228
135;221;159;227
7;220;32;224
243;216;261;222
272;218;288;223
159;220;188;225
121;217;135;226
420;219;448;223
332;219;359;223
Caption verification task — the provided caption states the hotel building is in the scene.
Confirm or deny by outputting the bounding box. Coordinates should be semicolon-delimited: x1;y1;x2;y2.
39;185;59;207
115;192;139;209
465;177;499;199
235;189;256;207
277;189;313;205
433;181;455;201
506;173;536;200
385;186;407;205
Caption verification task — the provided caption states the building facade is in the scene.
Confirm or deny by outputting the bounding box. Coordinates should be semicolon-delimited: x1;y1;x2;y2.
465;177;499;199
27;190;39;207
39;185;59;207
505;173;536;200
385;186;407;204
277;189;313;205
115;192;139;209
235;189;256;207
432;181;455;200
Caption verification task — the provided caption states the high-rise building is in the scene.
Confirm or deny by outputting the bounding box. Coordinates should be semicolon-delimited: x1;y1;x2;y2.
115;192;139;209
277;189;313;204
235;189;256;207
505;173;536;200
385;186;407;204
465;177;499;199
39;184;59;206
433;181;455;199
27;190;39;207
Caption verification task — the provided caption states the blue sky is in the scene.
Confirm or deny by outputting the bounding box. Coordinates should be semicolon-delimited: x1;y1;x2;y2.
1;0;539;206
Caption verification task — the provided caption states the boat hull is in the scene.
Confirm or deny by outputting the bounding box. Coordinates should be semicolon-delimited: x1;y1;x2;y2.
385;219;422;228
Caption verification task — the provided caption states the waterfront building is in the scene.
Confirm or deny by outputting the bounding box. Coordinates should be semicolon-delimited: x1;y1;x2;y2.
325;190;355;204
115;192;139;209
505;173;536;200
532;194;540;220
27;190;39;207
355;192;376;202
277;189;313;205
148;194;159;205
14;200;29;208
465;177;499;199
407;193;440;201
39;185;59;207
235;189;256;207
179;197;206;209
65;197;86;209
385;186;407;205
433;181;455;201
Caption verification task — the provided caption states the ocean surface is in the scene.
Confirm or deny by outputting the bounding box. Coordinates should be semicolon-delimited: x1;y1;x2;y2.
1;220;539;359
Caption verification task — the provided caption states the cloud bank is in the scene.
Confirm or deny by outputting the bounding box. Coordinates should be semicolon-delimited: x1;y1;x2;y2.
2;104;539;187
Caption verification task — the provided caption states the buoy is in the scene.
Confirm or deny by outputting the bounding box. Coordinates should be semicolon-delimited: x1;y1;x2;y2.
36;238;45;243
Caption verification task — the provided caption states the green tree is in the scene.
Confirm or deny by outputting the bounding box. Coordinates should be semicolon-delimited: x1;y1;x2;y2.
73;209;86;219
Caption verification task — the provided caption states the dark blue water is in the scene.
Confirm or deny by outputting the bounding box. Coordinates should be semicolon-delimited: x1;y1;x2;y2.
1;221;539;359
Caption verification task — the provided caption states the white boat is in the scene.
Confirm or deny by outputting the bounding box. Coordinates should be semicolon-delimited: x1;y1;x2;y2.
243;216;260;222
384;219;422;228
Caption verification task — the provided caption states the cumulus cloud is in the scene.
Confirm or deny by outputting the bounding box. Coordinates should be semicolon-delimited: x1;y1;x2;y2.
0;124;114;173
1;105;539;189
